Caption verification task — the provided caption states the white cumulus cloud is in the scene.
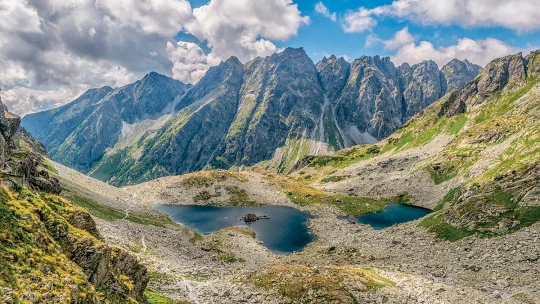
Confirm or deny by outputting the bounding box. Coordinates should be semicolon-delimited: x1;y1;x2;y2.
343;8;376;33
0;0;194;115
167;41;211;84
95;0;193;37
185;0;310;63
0;0;310;115
372;28;536;66
366;27;415;50
315;2;336;21
343;0;540;33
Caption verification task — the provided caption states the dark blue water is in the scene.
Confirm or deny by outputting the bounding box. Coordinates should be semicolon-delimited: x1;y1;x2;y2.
154;205;315;255
341;204;432;230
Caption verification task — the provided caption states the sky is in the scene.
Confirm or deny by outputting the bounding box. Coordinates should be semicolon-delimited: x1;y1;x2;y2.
1;0;539;116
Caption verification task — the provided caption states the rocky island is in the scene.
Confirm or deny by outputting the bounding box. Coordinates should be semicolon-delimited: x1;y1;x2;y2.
240;213;271;223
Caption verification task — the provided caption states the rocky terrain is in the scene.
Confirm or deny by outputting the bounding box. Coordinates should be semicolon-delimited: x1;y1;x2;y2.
22;49;481;186
0;95;149;303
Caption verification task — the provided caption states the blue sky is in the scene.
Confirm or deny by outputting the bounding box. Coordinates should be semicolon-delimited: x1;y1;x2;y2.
187;0;540;65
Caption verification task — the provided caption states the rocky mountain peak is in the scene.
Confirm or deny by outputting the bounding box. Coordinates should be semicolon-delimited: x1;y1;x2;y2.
279;47;307;57
441;58;483;93
225;55;242;66
193;55;245;89
317;54;351;99
355;55;393;68
441;51;538;118
525;49;540;76
269;47;315;72
142;70;163;79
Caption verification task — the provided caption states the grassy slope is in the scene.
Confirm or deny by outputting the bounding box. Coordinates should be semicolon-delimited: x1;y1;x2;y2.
0;187;138;303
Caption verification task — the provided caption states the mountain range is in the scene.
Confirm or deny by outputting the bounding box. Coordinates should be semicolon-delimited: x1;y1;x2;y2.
22;48;482;186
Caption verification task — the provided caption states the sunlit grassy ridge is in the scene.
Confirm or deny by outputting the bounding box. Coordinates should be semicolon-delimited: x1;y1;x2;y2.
419;78;540;240
0;187;140;303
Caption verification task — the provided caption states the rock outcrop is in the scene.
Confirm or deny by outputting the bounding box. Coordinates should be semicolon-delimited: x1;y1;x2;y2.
0;93;60;193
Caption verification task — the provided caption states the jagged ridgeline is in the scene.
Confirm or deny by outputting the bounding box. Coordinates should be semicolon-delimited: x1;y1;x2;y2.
0;95;149;303
293;50;540;240
22;48;481;186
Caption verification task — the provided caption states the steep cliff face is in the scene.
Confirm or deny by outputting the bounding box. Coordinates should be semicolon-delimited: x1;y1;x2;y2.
22;48;482;185
0;95;149;303
336;56;404;141
0;101;21;167
443;53;530;118
441;58;483;93
21;86;114;154
400;60;444;121
316;55;350;101
318;55;481;144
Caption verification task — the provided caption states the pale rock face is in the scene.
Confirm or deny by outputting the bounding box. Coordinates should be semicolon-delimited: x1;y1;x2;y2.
215;48;325;168
316;55;350;101
21;48;483;185
401;60;445;121
441;59;483;93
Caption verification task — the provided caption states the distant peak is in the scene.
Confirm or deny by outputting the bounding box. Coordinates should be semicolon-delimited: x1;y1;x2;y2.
225;56;242;66
445;58;467;66
88;85;113;92
144;71;165;79
281;47;307;56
